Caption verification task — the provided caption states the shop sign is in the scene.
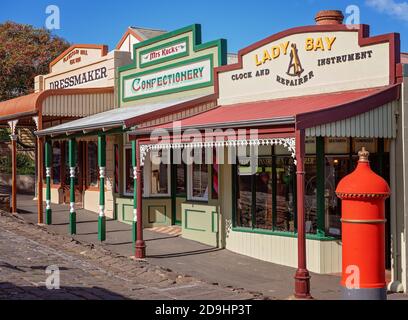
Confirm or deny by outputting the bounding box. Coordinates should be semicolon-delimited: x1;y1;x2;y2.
122;56;213;101
48;66;108;89
218;30;392;103
325;137;350;154
139;37;189;67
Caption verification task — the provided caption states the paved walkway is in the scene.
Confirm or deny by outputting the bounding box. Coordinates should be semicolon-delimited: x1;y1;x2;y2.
0;212;258;300
13;194;408;300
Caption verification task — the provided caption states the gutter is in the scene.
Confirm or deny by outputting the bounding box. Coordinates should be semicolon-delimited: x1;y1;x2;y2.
128;116;296;136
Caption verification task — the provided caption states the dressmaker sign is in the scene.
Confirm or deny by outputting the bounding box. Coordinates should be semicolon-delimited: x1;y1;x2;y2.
217;27;394;104
42;44;112;90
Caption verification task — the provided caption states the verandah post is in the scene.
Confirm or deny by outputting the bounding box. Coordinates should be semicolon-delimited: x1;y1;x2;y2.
45;139;52;225
98;134;106;242
8;120;18;214
294;129;312;299
132;139;137;245
68;138;76;235
135;139;146;259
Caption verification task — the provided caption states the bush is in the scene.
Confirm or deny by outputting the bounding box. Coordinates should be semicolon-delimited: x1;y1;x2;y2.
0;153;35;175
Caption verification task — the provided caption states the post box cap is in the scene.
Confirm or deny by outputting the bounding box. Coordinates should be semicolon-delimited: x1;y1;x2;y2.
336;147;390;199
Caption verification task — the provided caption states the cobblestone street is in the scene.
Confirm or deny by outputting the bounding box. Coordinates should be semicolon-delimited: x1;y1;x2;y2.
0;212;264;300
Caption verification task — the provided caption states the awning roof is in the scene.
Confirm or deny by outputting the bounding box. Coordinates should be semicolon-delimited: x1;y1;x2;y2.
36;94;214;137
130;85;400;135
0;92;41;122
0;87;114;122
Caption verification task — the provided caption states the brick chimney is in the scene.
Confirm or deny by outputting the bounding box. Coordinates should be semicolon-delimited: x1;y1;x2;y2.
315;10;344;25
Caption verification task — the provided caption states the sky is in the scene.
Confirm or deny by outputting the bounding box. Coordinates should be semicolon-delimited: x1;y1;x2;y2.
1;0;408;53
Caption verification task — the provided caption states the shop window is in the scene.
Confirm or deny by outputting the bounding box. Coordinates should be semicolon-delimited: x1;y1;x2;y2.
114;144;119;194
304;156;317;234
175;163;186;196
124;147;134;196
87;141;98;188
324;156;349;236
150;151;169;196
235;146;296;233
188;151;209;201
52;141;61;185
274;156;296;232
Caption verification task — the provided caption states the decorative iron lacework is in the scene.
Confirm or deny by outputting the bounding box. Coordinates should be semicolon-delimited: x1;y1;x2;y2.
139;138;296;165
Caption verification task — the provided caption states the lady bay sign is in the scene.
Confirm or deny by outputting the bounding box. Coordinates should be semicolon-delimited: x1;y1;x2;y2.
217;26;396;105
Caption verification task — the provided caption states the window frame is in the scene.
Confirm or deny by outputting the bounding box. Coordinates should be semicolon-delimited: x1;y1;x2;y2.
143;151;171;198
187;161;209;202
85;140;99;190
123;145;134;197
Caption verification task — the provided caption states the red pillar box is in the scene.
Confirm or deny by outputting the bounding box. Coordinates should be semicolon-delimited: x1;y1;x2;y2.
335;147;390;300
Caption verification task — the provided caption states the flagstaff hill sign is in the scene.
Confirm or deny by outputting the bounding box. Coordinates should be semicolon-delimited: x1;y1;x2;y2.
217;26;396;105
119;24;226;104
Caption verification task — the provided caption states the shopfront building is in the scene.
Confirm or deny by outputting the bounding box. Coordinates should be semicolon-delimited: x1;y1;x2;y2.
126;11;407;295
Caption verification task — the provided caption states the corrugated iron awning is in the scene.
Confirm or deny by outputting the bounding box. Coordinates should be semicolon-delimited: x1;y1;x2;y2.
36;94;214;137
0;87;114;122
130;85;400;136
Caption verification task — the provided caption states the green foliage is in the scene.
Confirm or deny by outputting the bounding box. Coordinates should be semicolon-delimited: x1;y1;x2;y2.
0;21;70;101
0;153;35;175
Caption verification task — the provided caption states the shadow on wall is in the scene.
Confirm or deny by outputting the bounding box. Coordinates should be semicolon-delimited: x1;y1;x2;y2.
0;282;128;300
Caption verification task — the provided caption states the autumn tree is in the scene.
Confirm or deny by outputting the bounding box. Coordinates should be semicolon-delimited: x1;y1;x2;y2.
0;21;70;101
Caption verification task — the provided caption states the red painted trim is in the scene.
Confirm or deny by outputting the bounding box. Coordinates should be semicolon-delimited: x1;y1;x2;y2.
49;44;109;72
214;24;401;97
296;84;400;130
124;94;217;127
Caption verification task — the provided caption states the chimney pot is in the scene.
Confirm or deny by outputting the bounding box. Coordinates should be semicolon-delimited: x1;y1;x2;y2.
315;10;344;25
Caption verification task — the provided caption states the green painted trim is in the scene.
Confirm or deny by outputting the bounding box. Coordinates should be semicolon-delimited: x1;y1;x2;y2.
211;211;218;233
316;137;325;237
68;138;76;167
98;135;106;167
117;23;227;106
46;208;52;225
121;203;134;223
45;140;52;167
49;127;130;141
171;162;177;226
139;36;190;68
148;205;167;224
121;54;214;103
98;216;106;242
183;209;206;232
69;212;76;235
231;226;338;241
118;24;203;73
231;164;237;228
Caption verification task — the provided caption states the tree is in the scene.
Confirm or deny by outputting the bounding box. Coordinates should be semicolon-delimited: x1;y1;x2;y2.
0;21;70;101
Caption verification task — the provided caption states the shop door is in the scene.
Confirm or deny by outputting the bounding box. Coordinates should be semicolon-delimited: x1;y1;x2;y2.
63;141;84;207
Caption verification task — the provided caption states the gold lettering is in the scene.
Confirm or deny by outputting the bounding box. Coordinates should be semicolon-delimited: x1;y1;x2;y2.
255;54;262;66
280;41;290;55
314;37;324;51
305;38;314;51
325;37;336;51
271;46;280;59
262;49;272;64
